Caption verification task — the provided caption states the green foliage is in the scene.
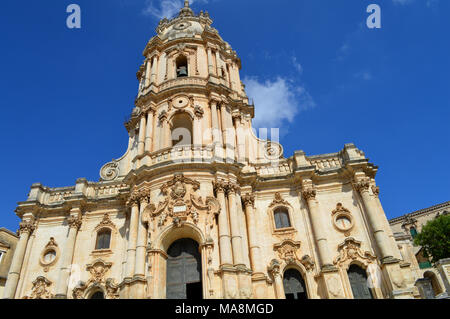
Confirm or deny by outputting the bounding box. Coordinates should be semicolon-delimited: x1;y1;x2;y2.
413;214;450;264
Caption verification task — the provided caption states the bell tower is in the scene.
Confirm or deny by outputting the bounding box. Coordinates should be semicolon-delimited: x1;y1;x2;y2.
110;0;279;179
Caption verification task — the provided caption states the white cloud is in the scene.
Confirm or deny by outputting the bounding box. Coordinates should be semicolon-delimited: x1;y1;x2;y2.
143;0;208;19
243;76;315;131
292;56;303;74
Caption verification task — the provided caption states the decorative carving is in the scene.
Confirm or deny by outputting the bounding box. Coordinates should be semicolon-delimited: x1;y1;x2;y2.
105;278;120;299
194;105;204;118
213;179;228;193
354;178;370;193
332;203;350;215
242;193;255;208
142;174;215;229
273;239;301;264
269;192;290;208
301;188;316;201
73;259;116;299
100;161;119;181
158;110;168;124
40;237;59;272
333;238;376;267
67;216;82;230
45;237;58;248
371;185;380;197
268;259;281;277
265;141;283;160
327;276;343;298
127;186;151;207
86;259;112;283
28;276;54;299
300;255;315;271
18;220;35;236
95;213;117;232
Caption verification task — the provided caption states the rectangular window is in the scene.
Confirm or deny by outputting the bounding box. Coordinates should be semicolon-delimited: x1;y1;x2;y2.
0;251;4;264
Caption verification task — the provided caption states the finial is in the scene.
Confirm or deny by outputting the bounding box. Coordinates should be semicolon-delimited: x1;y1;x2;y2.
184;0;189;8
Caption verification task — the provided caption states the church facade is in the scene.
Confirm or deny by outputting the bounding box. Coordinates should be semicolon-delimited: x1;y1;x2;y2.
3;2;418;299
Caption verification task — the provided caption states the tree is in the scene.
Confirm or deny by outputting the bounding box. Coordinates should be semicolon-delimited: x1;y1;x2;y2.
413;214;450;264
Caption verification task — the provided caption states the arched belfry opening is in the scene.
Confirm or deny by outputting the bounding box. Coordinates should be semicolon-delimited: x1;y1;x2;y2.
347;264;373;299
176;55;188;78
283;268;308;300
166;238;203;299
171;112;193;147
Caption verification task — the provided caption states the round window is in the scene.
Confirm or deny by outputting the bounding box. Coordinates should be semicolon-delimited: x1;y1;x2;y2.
43;250;56;263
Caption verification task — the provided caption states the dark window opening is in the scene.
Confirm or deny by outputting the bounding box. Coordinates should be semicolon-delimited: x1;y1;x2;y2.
90;291;105;299
176;55;188;78
410;227;418;238
274;208;291;229
95;229;111;250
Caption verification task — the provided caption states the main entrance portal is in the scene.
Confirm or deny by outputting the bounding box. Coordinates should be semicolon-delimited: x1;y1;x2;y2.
166;238;203;299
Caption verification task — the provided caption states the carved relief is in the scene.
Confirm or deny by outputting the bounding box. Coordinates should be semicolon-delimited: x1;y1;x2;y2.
94;212;117;232
273;239;301;264
333;238;376;268
142;174;219;229
269;192;290;208
18;219;35;236
26;276;54;299
353;177;371;193
100;161;119;181
301;188;316;201
72;259;119;299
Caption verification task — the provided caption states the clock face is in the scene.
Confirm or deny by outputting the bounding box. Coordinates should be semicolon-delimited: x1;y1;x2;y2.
334;214;353;232
174;22;191;31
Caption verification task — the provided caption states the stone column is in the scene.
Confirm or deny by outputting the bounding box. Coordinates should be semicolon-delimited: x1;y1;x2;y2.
268;260;285;299
193;111;203;145
210;100;222;145
242;194;264;274
234;114;246;163
145;58;151;87
150;55;158;84
125;194;140;279
301;184;334;270
354;177;395;263
227;184;244;267
3;219;35;299
220;104;235;162
145;111;154;153
138;115;147;156
214;181;233;266
134;195;149;278
207;47;214;76
55;211;82;298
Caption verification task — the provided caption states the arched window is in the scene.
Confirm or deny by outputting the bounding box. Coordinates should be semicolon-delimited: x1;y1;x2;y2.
410;227;418;238
274;207;291;229
95;229;111;250
283;269;308;300
347;264;373;299
90;291;105;299
171;113;193;147
176;55;188;78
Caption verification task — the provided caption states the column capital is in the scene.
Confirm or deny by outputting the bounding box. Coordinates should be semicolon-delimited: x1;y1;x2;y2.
353;177;371;193
242;193;255;208
213;179;228;194
18;220;35;236
127;187;151;207
67;216;82;230
372;185;380;197
301;188;316;201
226;182;240;195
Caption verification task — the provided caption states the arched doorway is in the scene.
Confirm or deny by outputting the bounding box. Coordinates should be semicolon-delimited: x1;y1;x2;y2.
424;271;442;297
347;264;373;299
90;291;105;299
283;269;308;300
166;238;202;299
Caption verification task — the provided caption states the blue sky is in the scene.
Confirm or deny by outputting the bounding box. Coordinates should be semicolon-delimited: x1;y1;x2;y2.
0;0;449;231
